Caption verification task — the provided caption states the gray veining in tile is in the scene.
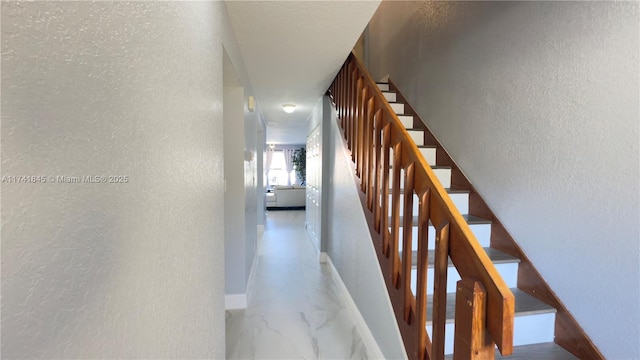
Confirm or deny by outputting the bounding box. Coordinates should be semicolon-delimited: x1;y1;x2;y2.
226;210;368;360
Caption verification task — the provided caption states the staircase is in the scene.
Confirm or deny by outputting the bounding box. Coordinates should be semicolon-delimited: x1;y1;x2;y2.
377;80;576;359
329;52;603;360
377;82;596;360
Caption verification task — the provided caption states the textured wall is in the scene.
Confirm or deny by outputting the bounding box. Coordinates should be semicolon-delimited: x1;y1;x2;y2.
326;106;407;360
244;108;258;287
221;3;263;299
2;2;227;358
224;85;247;295
367;1;639;358
306;98;323;253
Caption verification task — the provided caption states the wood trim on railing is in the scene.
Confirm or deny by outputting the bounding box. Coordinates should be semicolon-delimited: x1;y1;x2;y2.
329;52;515;360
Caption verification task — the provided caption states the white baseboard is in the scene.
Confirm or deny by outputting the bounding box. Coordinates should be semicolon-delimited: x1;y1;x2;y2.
226;242;261;311
319;252;328;263
225;294;247;310
324;253;385;359
245;244;260;305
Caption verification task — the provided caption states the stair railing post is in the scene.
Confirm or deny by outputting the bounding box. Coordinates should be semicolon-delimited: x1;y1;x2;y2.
453;278;495;360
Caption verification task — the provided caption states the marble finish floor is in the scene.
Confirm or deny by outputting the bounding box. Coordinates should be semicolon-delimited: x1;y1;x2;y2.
226;210;368;359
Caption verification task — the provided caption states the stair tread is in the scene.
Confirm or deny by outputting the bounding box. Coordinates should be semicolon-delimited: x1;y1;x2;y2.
427;288;556;324
463;214;492;224
444;342;578;360
445;188;470;194
392;214;492;226
404;247;520;268
496;342;578;359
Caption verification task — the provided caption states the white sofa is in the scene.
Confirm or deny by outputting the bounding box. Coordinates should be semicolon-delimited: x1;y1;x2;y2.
267;185;306;208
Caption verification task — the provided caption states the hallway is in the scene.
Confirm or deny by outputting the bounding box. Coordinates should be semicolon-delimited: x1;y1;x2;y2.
226;210;369;359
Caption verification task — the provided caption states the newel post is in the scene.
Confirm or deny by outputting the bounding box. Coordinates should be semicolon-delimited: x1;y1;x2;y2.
453;278;495;360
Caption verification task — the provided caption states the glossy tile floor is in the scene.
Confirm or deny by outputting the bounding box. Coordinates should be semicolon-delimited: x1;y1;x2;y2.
226;210;369;359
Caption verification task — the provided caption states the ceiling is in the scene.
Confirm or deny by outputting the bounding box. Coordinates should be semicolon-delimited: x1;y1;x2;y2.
225;1;381;145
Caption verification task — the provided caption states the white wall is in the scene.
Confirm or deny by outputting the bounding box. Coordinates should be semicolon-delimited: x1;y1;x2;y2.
243;94;258;291
221;5;263;307
1;2;247;357
257;123;266;226
306;98;323;253
224;83;247;296
326;103;407;360
368;2;639;358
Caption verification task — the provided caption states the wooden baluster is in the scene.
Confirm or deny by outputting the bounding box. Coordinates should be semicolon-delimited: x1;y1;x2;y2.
453;278;495;360
351;69;358;158
402;163;415;321
340;65;345;132
340;65;345;112
361;89;368;191
360;86;373;193
364;95;375;203
381;122;392;256
417;189;431;360
372;110;383;232
390;142;402;284
432;222;450;360
346;65;350;143
335;69;340;118
350;65;357;156
344;62;348;138
356;76;365;176
342;64;347;137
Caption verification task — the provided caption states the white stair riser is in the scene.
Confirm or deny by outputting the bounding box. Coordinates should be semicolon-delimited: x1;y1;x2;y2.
390;103;404;114
387;146;436;169
432;168;451;188
448;192;469;215
407;130;424;146
410;262;519;295
383;92;397;102
395;223;491;252
419;147;436;165
377;83;389;91
427;312;555;355
382;193;469;216
389;167;451;190
397;115;413;128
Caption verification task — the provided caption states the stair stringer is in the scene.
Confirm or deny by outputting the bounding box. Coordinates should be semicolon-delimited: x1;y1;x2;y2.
324;97;409;360
387;79;604;360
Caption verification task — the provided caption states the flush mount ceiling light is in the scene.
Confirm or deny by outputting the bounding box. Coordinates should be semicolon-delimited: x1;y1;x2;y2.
282;104;296;114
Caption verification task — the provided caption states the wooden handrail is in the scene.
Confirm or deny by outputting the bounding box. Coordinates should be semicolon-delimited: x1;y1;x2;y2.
329;52;515;360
